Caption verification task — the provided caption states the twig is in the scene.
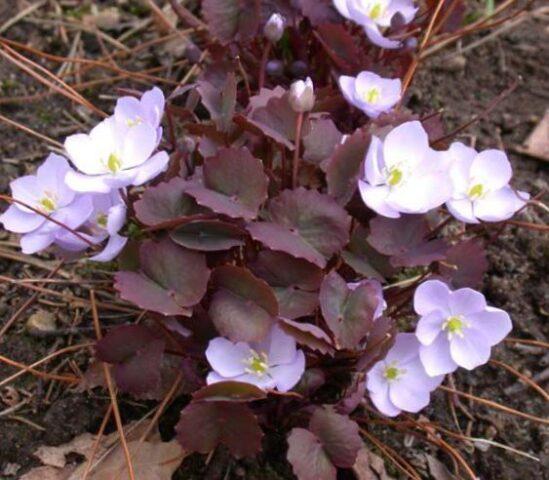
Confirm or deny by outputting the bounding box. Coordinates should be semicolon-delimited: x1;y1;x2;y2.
0;0;47;34
490;359;549;401
91;291;136;480
292;112;305;188
81;404;114;480
0;113;63;147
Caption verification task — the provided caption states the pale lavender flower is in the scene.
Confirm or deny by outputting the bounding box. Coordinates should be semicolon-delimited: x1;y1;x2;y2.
289;77;315;113
114;87;165;144
206;325;306;392
264;13;285;43
445;143;529;224
334;0;418;49
358;121;451;218
0;154;93;254
55;190;127;262
64;116;169;194
339;71;401;118
366;333;443;417
414;280;512;376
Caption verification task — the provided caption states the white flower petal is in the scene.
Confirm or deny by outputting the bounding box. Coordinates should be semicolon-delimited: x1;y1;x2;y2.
369;383;401;417
385;333;420;364
383;121;428;170
270;350;306;392
416;310;445;346
446;198;478;224
20;231;55;254
364;23;401;49
0;205;45;233
358;181;400;218
205;337;250;377
473;186;525;222
129;151;170;186
448;288;486;315
255;324;297;366
414;280;451;316
419;334;458;376
65;170;112;194
364;136;386;186
450;331;491;370
467;307;512;346
89;234;128;262
470;149;512;191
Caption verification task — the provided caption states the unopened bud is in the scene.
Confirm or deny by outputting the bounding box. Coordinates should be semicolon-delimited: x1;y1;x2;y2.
289;77;315;113
264;13;285;43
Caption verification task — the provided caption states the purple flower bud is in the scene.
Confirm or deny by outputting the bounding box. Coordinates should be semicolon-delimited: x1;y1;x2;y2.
289;77;315;113
264;13;285;43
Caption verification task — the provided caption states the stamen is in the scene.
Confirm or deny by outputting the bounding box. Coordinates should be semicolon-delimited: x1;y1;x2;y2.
107;153;122;173
39;197;56;213
96;213;108;229
364;87;380;104
468;183;484;200
387;167;403;186
443;315;468;339
244;350;269;377
383;362;405;382
369;3;384;19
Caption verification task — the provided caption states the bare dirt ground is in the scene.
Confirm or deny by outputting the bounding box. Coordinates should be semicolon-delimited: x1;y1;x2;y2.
0;1;547;479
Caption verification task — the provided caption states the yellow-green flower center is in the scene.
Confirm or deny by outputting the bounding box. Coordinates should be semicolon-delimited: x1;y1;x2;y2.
126;116;143;127
96;213;108;229
387;167;403;186
443;315;466;338
369;2;385;20
107;153;122;173
383;362;404;382
468;183;484;200
363;87;380;104
39;197;56;213
244;351;269;377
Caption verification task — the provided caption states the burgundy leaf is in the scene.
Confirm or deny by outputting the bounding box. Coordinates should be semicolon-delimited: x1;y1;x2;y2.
134;177;201;227
319;272;380;350
337;374;367;415
184;147;269;220
356;315;396;371
287;428;336;480
192;381;267;402
197;71;237;132
202;0;260;44
368;215;448;267
209;265;278;342
249;250;323;319
170;219;247;251
315;24;366;72
176;402;263;458
325;129;371;205
300;0;341;26
279;318;334;355
439;239;488;288
247;188;351;268
309;407;362;468
302;118;343;166
95;325;165;396
115;239;210;316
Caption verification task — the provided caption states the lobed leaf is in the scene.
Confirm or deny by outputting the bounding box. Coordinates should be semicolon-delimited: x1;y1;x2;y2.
209;265;278;342
247;188;351;268
302;118;343;167
439;239;488;288
192;381;267;402
287;428;336;480
202;0;260;44
115;239;210;316
176;402;263;458
170;219;247;251
279;318;334;356
197;71;237;132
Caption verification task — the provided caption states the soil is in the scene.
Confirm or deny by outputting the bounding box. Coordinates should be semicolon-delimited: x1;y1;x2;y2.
0;2;547;479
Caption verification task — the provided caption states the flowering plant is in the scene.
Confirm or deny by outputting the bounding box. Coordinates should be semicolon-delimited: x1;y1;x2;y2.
0;1;537;478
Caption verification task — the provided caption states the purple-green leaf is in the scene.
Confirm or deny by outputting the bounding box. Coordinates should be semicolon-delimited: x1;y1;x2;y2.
192;381;267;402
209;265;278;342
170;219;247;251
247;188;351;268
279;318;334;356
115;239;210;316
287;428;336;480
302;117;343;166
249;250;323;319
439;239;488;288
319;272;380;350
176;402;263;458
202;0;260;44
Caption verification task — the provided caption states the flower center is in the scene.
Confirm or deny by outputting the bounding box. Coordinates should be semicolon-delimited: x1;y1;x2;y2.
443;315;468;339
107;153;122;173
387;167;403;186
39;197;56;213
126;116;143;127
383;362;404;382
369;2;385;20
363;87;380;104
467;183;484;200
244;350;269;377
96;213;108;229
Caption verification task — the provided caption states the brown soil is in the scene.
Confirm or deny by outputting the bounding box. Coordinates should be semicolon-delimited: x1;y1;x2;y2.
0;2;547;479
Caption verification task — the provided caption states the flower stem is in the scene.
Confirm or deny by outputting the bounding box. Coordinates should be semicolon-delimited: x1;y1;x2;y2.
258;42;271;91
292;112;304;188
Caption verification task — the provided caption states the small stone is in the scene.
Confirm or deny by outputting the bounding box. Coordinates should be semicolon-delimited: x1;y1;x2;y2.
26;310;57;336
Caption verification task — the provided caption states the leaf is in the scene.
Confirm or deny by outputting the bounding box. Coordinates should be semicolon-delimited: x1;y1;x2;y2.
209;265;278;342
353;447;396;480
202;0;260;44
176;402;263;458
337;373;367;415
287;407;362;480
309;407;362;468
315;23;366;72
426;454;458;480
249;250;323;319
115;238;210;316
238;93;307;150
326;129;371;205
367;215;448;267
170;219;247;251
95;325;165;395
521;109;549;162
247;188;351;268
356;316;396;372
439;239;488;288
197;71;237;132
134;177;200;227
287;428;336;480
319;272;380;350
34;433;97;468
279;318;334;355
183;147;269;220
341;225;390;281
302;118;343;166
192;381;267;402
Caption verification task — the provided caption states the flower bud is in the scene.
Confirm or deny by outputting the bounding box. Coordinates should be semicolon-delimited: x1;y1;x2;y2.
264;13;285;43
289;77;315;113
